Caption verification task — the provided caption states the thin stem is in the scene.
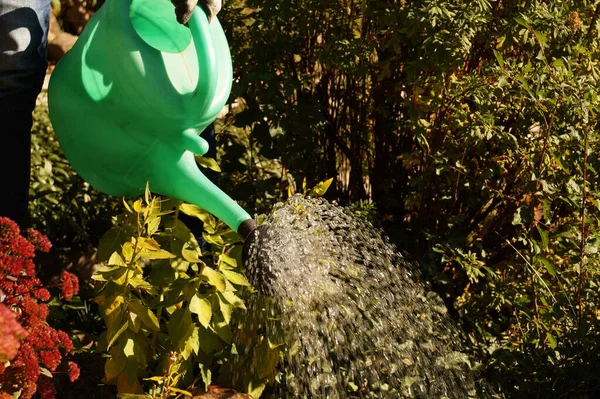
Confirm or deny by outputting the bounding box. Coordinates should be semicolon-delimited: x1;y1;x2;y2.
577;125;589;322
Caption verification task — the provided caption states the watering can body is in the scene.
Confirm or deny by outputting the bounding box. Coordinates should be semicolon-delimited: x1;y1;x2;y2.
48;0;253;233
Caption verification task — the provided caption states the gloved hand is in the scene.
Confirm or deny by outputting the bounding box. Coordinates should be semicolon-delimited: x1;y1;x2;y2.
171;0;222;25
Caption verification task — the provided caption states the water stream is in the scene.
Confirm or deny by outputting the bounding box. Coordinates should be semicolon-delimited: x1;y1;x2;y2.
244;196;493;398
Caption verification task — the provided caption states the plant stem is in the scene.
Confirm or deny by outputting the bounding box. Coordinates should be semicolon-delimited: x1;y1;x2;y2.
577;125;589;323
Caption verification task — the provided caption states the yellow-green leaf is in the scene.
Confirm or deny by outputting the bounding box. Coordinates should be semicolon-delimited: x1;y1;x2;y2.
310;178;333;197
144;182;151;205
214;318;232;344
179;203;216;228
201;266;226;292
189;294;212;328
547;332;557;349
109;252;126;266
123;338;135;357
122;242;135;263
169;387;193;396
218;254;237;270
246;377;266;399
108;320;129;349
128;301;160;331
148;216;160;235
222;270;251;287
133;199;143;213
194;156;222;172
122;198;133;213
221;291;246;310
105;347;127;381
218;295;233;324
139;248;175;260
182;242;202;263
137;237;161;251
128;311;141;333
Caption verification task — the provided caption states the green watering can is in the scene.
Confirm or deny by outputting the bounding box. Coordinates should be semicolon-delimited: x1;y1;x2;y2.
48;0;257;238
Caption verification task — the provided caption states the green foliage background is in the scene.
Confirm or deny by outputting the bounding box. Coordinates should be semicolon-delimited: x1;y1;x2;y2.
216;1;600;397
39;0;600;397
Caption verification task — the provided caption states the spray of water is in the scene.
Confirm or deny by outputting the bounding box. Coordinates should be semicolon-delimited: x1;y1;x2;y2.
244;196;493;398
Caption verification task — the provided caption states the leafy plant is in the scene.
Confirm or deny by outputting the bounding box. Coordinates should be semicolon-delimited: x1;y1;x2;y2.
92;187;280;398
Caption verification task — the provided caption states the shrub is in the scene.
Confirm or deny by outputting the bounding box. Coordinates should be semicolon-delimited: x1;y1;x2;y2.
92;189;279;398
0;217;80;398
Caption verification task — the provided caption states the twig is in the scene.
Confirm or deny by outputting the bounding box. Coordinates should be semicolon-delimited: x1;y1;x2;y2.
577;124;589;322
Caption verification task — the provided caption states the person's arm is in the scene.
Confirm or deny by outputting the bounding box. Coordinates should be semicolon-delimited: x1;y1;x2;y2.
171;0;222;25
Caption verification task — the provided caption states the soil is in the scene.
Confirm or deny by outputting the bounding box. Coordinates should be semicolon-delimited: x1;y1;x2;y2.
54;352;116;399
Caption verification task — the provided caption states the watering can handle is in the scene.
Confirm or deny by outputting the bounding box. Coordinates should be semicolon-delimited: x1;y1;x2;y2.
186;6;219;113
177;6;257;240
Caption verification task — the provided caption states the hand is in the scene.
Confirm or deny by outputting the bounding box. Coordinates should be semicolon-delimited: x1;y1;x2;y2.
171;0;222;25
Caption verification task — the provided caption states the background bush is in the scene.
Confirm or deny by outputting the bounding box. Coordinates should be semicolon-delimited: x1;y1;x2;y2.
37;0;600;397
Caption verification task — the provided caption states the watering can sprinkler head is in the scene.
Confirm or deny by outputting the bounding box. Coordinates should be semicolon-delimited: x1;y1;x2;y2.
48;0;258;240
241;223;276;295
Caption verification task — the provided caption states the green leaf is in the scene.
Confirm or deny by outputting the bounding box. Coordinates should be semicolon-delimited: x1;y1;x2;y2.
214;318;232;344
547;332;557;349
108;320;129;350
255;338;280;379
218;294;233;324
182;325;199;360
147;216;161;235
552;58;565;68
221;291;246;310
493;49;504;67
515;16;529;28
182;242;203;263
169;387;193;396
197;325;219;354
534;30;547;46
201;266;227;292
133;199;143;213
198;363;212;391
168;309;193;346
92;265;127;283
39;367;53;378
128;301;160;331
179;203;216;227
139;248;176;260
98;227;127;261
189;294;212;328
536;226;549;250
537;257;557;278
218;254;237;269
195;156;222;172
122;242;135;263
128;311;141;333
123;338;135;357
222;270;251;287
310;178;334;197
105;347;127;381
246;376;266;398
136;237;160;251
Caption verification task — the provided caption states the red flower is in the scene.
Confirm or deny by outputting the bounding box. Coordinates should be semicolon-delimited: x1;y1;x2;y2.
0;303;27;362
39;348;61;371
68;361;80;382
0;217;79;398
37;376;57;399
26;228;52;253
57;330;74;353
60;270;79;301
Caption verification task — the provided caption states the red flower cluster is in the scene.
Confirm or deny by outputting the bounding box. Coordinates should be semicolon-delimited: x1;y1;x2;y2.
0;217;80;398
60;270;79;301
0;303;26;362
68;361;80;382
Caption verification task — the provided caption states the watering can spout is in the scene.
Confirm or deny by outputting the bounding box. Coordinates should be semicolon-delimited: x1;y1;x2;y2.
47;0;256;240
